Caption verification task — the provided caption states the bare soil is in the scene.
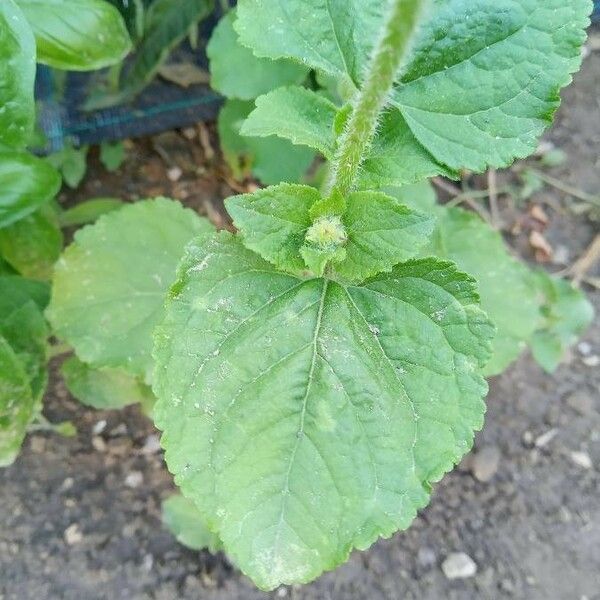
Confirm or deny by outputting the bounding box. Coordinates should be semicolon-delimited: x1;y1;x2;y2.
1;47;599;600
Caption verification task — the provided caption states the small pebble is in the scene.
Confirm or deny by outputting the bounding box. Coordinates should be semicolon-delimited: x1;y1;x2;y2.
535;428;558;449
64;524;83;545
141;434;161;455
167;166;183;182
471;446;501;482
577;342;592;356
91;436;107;452
142;553;154;572
92;420;107;435
582;355;599;367
125;471;144;488
570;451;593;470
110;423;128;437
442;552;477;580
61;477;74;491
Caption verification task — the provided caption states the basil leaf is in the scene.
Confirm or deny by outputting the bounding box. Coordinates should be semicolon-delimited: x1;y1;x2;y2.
16;0;132;70
208;11;308;101
117;0;213;99
0;0;35;148
0;152;61;228
0;205;63;280
153;232;494;589
0;335;35;467
47;198;214;382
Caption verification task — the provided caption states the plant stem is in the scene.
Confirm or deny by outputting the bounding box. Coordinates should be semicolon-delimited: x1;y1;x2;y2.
326;0;426;198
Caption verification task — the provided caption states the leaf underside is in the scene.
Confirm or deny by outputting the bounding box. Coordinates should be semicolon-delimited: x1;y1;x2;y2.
154;232;494;589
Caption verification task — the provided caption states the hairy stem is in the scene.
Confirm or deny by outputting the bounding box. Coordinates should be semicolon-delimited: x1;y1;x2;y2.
327;0;426;198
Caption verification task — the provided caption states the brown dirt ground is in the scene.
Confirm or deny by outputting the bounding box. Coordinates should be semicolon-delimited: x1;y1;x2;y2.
1;44;599;600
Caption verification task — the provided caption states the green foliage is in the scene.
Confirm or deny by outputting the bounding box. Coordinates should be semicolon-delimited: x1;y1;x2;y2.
116;0;213;100
61;356;155;410
227;184;435;280
153;232;494;589
100;141;126;172
47;199;213;381
207;11;308;101
0;275;49;465
16;0;132;70
0;0;36;149
162;494;222;552
531;272;594;372
241;88;339;159
0;152;61;228
0;205;63;280
59;198;124;227
46;144;89;189
236;0;590;177
106;0;145;40
218;100;315;185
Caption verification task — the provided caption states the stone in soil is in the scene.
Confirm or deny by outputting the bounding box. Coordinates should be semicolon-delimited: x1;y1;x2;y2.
441;552;478;580
471;446;501;482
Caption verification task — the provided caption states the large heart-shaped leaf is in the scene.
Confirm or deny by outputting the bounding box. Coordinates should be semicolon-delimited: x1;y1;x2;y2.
0;152;61;228
47;198;213;382
154;232;494;589
0;0;35;148
236;0;590;175
16;0;132;70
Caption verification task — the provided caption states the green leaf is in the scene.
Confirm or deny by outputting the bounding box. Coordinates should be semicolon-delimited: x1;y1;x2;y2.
61;356;155;410
359;111;457;188
235;0;385;85
0;204;63;280
242;87;339;159
333;191;434;281
531;272;594;372
99;141;126;172
162;494;222;552
153;232;493;590
227;185;434;280
46;145;88;189
0;299;48;401
0;275;50;311
390;185;541;376
106;0;145;40
236;0;591;175
218;100;315;185
207;11;308;101
226;183;318;273
16;0;132;70
59;198;124;227
0;152;61;228
47;198;213;381
117;0;213;99
0;335;35;467
0;0;36;149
